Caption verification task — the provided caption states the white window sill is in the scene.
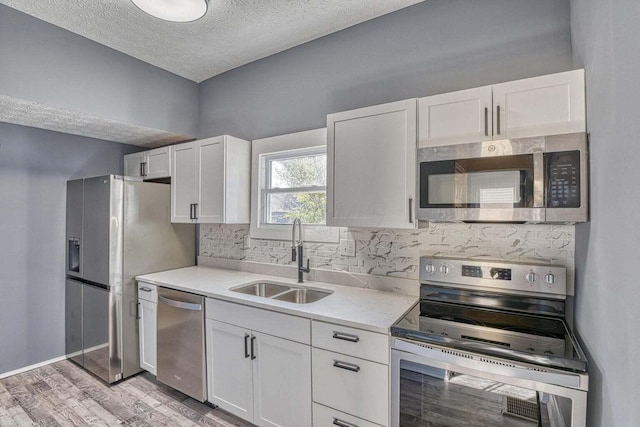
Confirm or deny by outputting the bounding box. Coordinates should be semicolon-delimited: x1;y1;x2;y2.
250;223;339;243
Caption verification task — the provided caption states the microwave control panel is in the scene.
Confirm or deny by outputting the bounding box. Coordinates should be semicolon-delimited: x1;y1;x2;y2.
546;150;581;208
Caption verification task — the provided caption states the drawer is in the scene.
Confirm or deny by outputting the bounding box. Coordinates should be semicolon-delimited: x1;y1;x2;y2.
312;321;389;364
206;298;310;345
313;403;384;427
137;282;157;303
312;348;389;426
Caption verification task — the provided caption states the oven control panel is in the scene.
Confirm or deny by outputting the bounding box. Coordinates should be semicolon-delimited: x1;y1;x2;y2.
420;256;567;298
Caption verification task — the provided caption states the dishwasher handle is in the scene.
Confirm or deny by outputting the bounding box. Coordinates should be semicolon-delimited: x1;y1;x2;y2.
158;295;202;311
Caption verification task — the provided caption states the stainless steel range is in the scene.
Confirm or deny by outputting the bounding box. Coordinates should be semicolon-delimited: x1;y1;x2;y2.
390;257;588;426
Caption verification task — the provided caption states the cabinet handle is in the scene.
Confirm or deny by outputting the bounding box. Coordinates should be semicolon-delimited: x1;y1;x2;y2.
333;360;360;373
333;418;358;427
496;105;501;135
244;334;250;358
136;302;141;320
139;287;152;292
250;336;257;360
193;203;198;220
139;162;144;177
332;332;360;343
484;107;489;136
408;198;414;224
190;203;197;220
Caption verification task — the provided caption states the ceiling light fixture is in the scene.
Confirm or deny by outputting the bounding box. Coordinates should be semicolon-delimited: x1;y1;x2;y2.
131;0;209;23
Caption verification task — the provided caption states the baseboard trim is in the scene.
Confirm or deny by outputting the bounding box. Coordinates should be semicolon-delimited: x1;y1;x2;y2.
0;355;67;380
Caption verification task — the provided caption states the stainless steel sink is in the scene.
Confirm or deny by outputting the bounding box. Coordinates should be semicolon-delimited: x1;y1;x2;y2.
231;282;291;297
271;288;332;304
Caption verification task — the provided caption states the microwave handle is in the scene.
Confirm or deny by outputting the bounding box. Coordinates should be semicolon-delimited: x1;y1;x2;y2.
533;150;544;208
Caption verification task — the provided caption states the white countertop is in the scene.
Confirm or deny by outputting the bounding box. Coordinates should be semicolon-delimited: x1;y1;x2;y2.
137;266;418;333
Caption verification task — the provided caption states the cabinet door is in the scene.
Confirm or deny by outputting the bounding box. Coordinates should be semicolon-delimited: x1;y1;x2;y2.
124;152;145;177
252;332;311;427
197;137;225;223
206;320;254;421
327;99;417;229
138;299;157;375
171;142;197;223
419;86;492;148
145;146;171;180
492;69;585;139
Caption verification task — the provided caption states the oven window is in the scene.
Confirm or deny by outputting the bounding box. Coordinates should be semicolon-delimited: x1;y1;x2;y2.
420;155;534;209
399;361;573;426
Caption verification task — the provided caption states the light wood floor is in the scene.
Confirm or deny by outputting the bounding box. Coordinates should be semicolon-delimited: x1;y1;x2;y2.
0;360;253;427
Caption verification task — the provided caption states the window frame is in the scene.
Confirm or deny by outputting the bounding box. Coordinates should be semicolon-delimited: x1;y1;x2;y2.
261;146;327;226
250;128;339;243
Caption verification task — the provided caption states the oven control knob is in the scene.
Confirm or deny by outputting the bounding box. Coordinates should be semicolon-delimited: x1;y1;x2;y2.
424;263;436;274
525;272;537;283
544;273;557;285
440;265;450;275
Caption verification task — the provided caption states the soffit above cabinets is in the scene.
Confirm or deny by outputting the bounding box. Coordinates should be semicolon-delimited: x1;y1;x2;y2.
0;94;192;147
1;0;425;83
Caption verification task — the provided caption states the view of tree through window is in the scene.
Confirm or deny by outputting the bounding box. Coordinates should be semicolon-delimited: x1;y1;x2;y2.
263;150;326;225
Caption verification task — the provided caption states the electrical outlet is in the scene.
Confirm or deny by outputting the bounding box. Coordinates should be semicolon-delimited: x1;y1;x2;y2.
243;235;251;249
339;239;356;257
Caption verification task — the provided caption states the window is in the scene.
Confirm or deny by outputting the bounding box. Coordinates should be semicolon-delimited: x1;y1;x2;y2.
250;128;339;242
262;147;326;225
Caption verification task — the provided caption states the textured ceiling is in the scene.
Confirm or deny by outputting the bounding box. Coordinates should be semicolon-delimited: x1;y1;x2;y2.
1;0;424;83
0;94;192;147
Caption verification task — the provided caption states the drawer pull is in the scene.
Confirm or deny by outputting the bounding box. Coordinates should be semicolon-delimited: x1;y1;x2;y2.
139;287;153;292
332;331;360;343
333;417;358;427
333;360;360;373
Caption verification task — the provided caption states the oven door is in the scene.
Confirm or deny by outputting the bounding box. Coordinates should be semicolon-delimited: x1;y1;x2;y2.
417;140;545;223
391;339;588;427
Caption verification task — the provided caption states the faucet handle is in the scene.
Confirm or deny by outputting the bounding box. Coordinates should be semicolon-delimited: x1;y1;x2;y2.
291;245;297;262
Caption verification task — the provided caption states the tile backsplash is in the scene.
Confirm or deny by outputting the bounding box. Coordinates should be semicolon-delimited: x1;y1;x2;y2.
200;223;575;293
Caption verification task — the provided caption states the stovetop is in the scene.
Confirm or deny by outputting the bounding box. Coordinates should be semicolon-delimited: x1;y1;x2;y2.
391;300;587;372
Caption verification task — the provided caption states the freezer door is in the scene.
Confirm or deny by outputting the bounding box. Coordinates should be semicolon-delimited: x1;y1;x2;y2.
82;176;124;286
66;180;84;278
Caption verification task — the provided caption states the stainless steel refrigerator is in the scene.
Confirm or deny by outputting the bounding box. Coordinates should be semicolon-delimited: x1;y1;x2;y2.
65;175;195;383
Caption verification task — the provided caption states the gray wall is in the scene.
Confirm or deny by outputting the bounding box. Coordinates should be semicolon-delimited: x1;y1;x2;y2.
199;0;572;140
571;1;640;426
0;4;198;137
0;122;138;374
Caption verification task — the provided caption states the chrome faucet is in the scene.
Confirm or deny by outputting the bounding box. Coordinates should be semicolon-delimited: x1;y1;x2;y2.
291;218;310;283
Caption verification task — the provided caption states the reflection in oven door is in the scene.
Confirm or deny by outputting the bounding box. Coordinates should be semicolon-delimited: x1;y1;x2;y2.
391;349;587;427
399;361;558;426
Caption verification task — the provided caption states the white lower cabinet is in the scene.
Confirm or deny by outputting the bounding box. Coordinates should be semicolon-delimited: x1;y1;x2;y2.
137;282;157;375
313;403;382;427
205;300;312;427
312;348;389;426
311;321;390;427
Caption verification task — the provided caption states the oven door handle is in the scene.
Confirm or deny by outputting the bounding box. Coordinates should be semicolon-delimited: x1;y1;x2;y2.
533;149;544;208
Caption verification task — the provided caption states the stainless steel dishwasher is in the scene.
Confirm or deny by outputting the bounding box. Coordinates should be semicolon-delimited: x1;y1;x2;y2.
157;287;206;402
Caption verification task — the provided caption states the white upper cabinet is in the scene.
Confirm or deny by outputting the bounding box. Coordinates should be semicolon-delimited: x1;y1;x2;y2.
327;99;417;229
492;70;586;139
418;69;586;147
419;86;493;147
124;151;145;177
145;146;172;180
171;142;198;223
124;146;172;180
171;135;251;224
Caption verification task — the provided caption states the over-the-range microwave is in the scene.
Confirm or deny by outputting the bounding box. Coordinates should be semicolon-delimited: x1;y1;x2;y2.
417;132;588;223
